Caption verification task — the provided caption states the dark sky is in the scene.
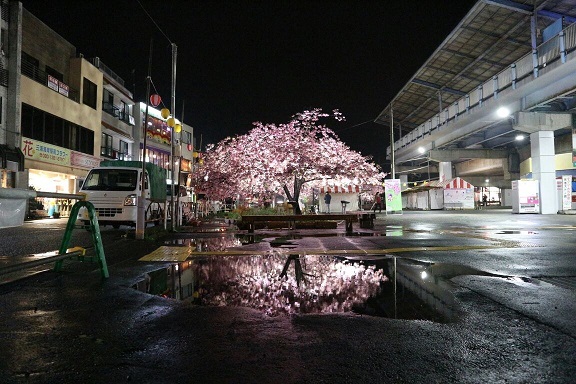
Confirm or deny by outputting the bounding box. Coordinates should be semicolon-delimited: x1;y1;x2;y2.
20;0;476;164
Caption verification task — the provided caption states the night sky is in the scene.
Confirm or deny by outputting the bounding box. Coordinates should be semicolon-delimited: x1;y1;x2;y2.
20;0;476;164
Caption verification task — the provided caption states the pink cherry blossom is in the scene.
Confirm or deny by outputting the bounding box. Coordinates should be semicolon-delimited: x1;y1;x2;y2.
198;108;386;212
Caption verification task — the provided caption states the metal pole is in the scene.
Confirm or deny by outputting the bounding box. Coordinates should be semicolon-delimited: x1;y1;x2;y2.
393;256;397;319
136;38;153;240
170;43;178;231
390;105;395;179
176;99;185;225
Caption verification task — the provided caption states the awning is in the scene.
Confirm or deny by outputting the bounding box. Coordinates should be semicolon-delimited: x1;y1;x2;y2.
0;145;24;171
428;177;473;189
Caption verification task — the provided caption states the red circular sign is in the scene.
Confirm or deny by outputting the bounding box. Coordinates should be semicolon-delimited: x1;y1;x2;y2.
150;94;161;107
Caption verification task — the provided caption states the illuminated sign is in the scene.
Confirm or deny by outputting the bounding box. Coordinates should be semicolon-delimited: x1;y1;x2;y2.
22;137;70;166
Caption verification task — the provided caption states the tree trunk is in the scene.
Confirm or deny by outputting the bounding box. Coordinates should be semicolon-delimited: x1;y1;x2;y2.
283;177;303;215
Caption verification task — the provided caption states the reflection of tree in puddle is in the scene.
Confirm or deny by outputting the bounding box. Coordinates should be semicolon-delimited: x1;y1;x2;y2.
193;252;387;316
167;236;242;252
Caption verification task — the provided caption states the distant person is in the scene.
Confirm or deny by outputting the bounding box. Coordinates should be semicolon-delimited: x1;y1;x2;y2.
374;192;382;213
324;192;332;213
482;194;488;206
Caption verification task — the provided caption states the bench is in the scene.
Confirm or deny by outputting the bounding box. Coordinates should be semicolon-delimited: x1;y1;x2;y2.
241;214;359;233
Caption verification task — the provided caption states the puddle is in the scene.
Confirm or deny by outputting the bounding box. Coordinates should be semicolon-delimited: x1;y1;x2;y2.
384;225;403;236
495;230;538;235
133;244;459;322
235;232;382;245
165;234;242;251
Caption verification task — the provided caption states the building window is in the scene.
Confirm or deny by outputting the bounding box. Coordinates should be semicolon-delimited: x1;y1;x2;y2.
21;51;41;82
119;100;127;122
83;78;97;109
119;140;129;160
21;51;39;67
102;89;115;116
144;147;170;171
182;131;192;145
101;133;113;158
45;66;63;82
21;103;94;155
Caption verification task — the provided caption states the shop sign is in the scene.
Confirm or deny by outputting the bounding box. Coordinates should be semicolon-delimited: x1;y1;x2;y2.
47;75;59;92
46;76;69;97
384;179;402;213
58;82;69;97
146;124;171;145
71;151;101;169
22;137;70;166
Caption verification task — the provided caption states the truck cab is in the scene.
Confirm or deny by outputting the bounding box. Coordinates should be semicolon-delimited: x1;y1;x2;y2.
78;161;167;228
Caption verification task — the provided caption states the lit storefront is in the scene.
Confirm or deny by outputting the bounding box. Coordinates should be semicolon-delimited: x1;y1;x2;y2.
138;109;173;173
22;137;100;217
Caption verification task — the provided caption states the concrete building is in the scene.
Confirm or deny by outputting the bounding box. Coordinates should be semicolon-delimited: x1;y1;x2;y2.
0;0;21;188
132;102;196;189
17;3;103;201
89;57;136;165
0;1;197;218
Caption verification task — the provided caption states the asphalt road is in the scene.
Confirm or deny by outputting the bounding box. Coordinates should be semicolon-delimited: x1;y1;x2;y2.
0;209;575;383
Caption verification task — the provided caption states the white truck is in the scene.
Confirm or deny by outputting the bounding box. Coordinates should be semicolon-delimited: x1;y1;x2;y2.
77;161;167;228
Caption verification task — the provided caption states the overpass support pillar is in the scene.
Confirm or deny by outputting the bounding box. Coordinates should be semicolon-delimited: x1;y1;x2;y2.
530;131;557;214
400;174;408;191
439;162;452;181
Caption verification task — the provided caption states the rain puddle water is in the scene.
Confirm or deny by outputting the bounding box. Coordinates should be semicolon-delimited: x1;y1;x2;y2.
495;230;538;235
132;234;457;322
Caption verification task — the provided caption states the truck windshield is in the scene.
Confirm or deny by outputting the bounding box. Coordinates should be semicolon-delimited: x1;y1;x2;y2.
82;169;138;191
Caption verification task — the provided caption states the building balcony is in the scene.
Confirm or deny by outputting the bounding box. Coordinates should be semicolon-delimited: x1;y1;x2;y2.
101;146;130;161
102;102;135;126
21;60;79;102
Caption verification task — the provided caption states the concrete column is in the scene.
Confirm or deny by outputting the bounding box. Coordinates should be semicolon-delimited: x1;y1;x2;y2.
439;161;452;181
6;2;22;150
530;131;556;214
400;174;408;191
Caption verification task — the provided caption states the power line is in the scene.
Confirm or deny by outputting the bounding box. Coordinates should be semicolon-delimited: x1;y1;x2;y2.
149;78;169;109
334;119;373;133
136;0;173;44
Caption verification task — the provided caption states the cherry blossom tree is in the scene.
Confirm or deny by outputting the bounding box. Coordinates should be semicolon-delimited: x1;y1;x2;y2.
198;108;386;214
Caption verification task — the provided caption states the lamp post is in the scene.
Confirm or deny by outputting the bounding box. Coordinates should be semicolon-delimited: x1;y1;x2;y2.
136;39;154;240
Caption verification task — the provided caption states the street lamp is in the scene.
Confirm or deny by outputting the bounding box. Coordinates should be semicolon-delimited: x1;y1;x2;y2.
496;106;510;118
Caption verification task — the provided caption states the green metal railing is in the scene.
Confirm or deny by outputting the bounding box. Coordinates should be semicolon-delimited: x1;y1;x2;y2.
54;201;109;278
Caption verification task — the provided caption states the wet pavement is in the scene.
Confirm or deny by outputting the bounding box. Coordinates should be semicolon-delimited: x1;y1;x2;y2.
0;209;576;383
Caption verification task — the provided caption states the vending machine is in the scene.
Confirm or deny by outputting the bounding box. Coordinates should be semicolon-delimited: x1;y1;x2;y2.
511;179;540;213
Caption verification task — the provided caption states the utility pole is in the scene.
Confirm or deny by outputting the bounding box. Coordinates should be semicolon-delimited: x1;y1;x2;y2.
169;43;178;230
136;38;153;240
